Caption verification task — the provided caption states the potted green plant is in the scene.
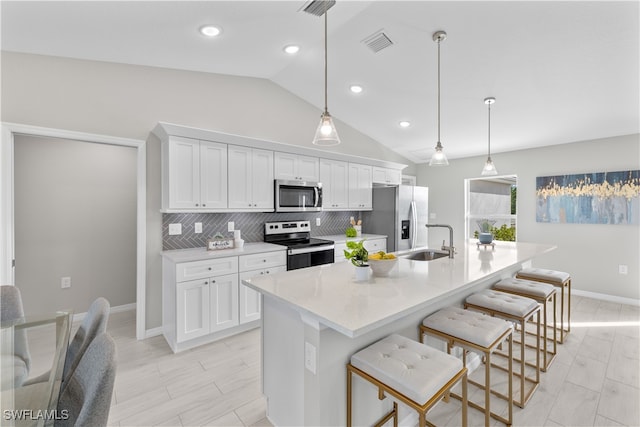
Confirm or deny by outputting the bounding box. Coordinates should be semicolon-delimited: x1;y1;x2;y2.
476;219;496;244
344;240;369;281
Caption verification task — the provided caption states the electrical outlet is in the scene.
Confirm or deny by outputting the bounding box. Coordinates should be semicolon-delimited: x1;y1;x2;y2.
195;222;203;233
228;222;235;232
168;223;182;235
619;264;628;275
304;342;316;374
316;218;321;226
61;277;71;289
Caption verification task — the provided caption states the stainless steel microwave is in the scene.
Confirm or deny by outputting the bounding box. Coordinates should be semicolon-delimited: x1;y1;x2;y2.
274;180;323;212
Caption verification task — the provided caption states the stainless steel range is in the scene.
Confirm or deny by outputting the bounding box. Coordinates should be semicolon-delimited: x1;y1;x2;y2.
264;221;334;271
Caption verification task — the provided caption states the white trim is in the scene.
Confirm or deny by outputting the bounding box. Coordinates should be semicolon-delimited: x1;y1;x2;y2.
144;326;163;339
572;288;640;307
72;302;137;323
0;123;147;340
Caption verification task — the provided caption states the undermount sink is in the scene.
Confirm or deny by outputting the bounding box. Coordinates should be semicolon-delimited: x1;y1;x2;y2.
402;249;450;261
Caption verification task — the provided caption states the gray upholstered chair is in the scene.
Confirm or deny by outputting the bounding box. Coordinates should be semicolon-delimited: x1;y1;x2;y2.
24;297;110;388
1;285;31;386
55;333;117;427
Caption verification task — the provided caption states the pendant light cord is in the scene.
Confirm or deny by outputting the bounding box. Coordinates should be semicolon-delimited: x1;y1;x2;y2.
324;8;328;114
437;37;441;143
487;101;491;157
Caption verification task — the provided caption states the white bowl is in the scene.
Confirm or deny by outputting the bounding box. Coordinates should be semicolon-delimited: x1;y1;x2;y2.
368;258;398;277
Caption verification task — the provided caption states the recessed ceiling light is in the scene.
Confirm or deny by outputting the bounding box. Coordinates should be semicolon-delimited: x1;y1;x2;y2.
283;45;300;55
399;121;411;128
349;85;363;94
199;25;221;37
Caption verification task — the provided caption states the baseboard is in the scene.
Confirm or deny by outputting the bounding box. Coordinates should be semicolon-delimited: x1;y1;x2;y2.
72;301;136;323
573;289;640;307
144;326;163;338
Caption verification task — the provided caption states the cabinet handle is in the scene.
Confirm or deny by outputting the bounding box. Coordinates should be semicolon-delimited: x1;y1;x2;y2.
208;267;212;270
204;281;208;284
263;259;267;262
266;270;270;274
195;203;199;207
203;204;206;207
211;280;216;283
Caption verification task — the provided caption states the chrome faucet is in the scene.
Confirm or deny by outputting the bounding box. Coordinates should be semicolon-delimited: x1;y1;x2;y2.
425;224;455;258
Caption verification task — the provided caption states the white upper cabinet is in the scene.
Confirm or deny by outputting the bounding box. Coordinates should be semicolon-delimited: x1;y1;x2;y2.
164;136;227;210
348;163;373;210
372;167;402;186
228;145;274;210
320;159;349;210
274;152;319;182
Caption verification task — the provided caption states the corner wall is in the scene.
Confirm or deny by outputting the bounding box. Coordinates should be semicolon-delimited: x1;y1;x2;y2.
1;51;416;330
418;134;640;301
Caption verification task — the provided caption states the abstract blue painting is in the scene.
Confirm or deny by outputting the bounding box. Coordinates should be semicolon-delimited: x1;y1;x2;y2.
536;170;640;224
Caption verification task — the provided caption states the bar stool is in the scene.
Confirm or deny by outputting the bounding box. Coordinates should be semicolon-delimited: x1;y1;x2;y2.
347;334;468;427
420;306;514;426
465;289;541;408
516;268;571;343
493;277;557;371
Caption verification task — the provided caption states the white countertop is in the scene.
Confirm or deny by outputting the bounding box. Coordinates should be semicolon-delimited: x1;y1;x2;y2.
243;241;556;338
317;233;387;244
162;242;285;263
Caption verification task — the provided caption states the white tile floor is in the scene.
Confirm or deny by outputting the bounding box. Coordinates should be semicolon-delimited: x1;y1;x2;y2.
35;294;639;426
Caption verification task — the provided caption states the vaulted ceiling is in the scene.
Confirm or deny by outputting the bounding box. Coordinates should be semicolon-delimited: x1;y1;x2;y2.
2;1;638;163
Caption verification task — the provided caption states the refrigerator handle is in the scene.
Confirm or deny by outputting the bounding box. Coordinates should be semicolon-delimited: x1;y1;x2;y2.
410;200;417;248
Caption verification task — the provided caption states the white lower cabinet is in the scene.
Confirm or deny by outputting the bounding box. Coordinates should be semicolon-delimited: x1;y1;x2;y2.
176;279;210;342
238;251;287;324
164;249;286;352
364;238;387;253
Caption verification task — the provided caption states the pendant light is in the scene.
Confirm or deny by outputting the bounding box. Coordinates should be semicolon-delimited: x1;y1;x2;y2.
312;6;340;146
481;97;498;176
429;31;449;166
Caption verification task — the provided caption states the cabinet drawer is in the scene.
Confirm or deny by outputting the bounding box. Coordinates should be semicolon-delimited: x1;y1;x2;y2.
239;251;286;272
176;257;239;282
364;239;387;253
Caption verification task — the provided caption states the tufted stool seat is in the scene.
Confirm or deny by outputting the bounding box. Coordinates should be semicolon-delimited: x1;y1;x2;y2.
347;334;467;427
420;306;513;426
494;277;558;371
516;268;571;343
465;289;541;407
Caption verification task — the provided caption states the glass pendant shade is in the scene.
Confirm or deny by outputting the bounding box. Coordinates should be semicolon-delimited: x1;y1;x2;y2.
312;7;340;146
313;112;341;146
481;157;497;175
480;96;498;175
429;141;449;166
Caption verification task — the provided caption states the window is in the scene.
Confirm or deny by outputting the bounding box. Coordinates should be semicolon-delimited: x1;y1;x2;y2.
465;175;517;241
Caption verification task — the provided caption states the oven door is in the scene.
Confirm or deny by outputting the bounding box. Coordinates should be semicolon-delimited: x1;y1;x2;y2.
287;246;335;271
275;180;323;212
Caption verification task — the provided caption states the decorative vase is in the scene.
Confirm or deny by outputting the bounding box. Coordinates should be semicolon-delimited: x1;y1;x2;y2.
354;265;370;282
478;232;493;244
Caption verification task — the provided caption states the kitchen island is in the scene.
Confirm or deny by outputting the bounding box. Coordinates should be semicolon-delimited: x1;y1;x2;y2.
242;241;556;426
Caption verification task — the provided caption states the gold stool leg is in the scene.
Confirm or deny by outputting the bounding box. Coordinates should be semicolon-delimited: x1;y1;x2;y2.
346;367;352;427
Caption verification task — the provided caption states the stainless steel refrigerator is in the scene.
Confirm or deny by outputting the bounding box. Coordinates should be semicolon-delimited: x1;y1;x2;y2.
362;185;429;252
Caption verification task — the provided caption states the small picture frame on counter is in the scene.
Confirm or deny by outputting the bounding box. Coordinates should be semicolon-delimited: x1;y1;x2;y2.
206;233;235;251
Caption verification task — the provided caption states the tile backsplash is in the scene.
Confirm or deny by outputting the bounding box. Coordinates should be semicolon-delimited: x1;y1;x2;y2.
162;211;362;250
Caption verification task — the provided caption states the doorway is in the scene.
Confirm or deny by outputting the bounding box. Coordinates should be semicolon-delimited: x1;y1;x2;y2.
1;124;147;339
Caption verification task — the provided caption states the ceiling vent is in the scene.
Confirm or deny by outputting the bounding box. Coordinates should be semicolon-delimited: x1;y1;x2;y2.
300;0;336;17
362;29;394;53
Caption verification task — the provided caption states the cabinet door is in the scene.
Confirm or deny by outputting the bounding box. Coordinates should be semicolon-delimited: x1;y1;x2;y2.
168;137;200;209
239;266;285;324
349;163;373;210
320;160;348;210
200;141;228;209
274;152;299;180
176;279;210;342
297;155;320;182
210;273;239;333
333;242;348;263
228;145;253;209
239;251;286;272
251;148;275;209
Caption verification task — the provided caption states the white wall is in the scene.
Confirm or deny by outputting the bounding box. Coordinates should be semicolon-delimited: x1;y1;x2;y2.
1;52;416;330
418;134;640;301
13;134;137;314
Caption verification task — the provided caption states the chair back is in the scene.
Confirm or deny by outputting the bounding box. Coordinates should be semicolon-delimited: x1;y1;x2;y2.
1;285;25;321
1;285;31;385
56;333;116;427
63;297;110;382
